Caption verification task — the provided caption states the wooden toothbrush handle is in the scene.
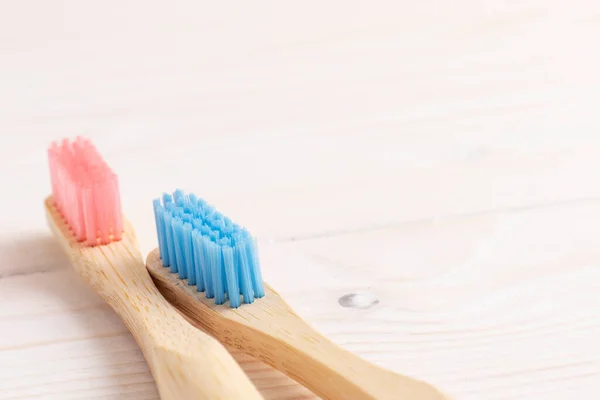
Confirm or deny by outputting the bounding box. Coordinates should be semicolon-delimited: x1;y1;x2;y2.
255;323;451;400
116;300;263;400
91;248;264;400
140;315;264;400
145;249;450;400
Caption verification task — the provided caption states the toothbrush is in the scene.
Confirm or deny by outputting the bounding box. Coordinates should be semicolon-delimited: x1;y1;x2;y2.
45;138;263;400
147;190;451;400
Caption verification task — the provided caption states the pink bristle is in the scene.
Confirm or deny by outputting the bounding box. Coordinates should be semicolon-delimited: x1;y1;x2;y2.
82;183;97;245
48;138;123;246
75;166;88;241
96;178;110;244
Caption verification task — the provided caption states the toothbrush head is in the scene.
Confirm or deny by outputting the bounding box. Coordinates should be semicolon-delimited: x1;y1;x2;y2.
47;137;123;246
153;190;264;308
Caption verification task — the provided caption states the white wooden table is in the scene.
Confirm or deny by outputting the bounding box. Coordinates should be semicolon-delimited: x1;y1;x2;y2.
1;1;600;399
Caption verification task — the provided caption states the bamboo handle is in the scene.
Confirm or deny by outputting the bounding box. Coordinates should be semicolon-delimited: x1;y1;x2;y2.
146;248;451;400
45;199;263;400
149;327;263;400
97;251;263;400
262;318;449;400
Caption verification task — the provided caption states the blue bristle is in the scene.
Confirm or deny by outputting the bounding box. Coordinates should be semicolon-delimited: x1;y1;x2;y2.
152;189;264;308
191;231;205;291
191;218;201;231
195;204;205;219
212;212;223;224
213;219;224;232
213;239;228;305
235;242;255;304
203;238;216;298
230;232;242;246
209;241;223;301
182;223;195;285
197;198;208;209
173;189;185;203
222;258;228;301
205;208;216;220
171;218;186;279
222;246;241;308
163;211;177;273
188;193;198;213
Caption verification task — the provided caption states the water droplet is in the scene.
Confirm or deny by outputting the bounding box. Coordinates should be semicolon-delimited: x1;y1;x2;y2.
338;292;379;309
